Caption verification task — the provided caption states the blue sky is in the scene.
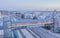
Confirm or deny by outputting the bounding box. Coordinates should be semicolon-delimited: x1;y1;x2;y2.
0;0;60;10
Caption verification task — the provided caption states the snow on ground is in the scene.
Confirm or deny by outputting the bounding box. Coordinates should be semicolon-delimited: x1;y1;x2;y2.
16;30;22;38
21;29;34;38
0;30;4;35
0;30;4;38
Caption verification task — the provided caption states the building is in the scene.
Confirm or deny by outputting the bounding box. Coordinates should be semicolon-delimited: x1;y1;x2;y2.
24;13;33;19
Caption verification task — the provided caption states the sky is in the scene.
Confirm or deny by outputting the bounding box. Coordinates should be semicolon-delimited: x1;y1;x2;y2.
0;0;60;10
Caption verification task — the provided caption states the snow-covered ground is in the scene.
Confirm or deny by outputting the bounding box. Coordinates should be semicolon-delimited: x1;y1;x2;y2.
0;11;60;38
12;26;60;38
0;30;4;35
0;30;4;38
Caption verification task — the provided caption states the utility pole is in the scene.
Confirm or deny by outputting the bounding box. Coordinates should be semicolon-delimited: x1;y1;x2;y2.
52;10;57;32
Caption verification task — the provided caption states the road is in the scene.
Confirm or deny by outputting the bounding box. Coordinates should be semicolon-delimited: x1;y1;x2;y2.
12;20;53;29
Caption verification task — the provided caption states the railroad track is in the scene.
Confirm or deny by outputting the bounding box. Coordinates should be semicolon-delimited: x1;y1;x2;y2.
12;26;60;38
